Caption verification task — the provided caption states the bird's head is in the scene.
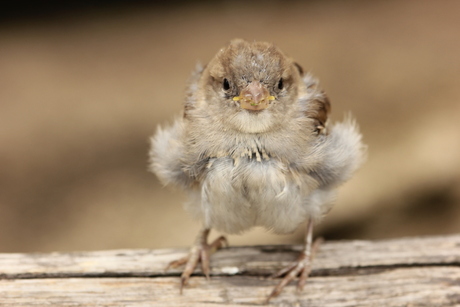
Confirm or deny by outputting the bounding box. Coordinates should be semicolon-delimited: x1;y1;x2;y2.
196;39;304;134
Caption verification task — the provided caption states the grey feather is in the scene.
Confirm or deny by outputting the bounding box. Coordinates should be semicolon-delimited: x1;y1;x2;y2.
149;39;366;235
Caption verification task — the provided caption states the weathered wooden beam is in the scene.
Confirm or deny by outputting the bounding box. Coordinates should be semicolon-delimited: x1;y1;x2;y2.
1;234;459;306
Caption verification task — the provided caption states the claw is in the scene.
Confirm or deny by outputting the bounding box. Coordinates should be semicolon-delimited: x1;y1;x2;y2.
269;261;297;279
266;219;323;302
165;256;188;272
210;235;228;251
267;254;307;301
200;247;211;280
165;228;227;293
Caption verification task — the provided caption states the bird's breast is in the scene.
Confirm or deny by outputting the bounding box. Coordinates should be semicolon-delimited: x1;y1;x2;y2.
197;156;314;234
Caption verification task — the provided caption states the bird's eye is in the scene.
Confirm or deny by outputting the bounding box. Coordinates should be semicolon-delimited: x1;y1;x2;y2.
223;78;230;91
277;78;284;90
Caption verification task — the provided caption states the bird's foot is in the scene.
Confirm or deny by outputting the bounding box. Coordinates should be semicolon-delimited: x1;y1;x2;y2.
165;230;227;293
267;237;323;302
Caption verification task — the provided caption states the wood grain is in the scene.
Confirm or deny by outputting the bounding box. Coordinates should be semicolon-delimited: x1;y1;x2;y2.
1;234;460;306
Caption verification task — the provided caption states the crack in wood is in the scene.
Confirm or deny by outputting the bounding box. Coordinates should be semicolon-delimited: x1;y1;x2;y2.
1;263;459;280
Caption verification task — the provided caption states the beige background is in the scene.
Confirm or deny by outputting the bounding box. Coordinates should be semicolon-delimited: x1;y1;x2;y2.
1;0;459;253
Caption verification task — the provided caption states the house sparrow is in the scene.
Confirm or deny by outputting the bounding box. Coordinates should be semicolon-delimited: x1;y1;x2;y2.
149;39;365;300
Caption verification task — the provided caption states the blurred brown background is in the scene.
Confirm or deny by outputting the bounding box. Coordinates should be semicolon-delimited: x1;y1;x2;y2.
1;0;459;253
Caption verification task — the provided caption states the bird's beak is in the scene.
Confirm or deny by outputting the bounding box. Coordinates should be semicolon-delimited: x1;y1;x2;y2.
233;81;275;111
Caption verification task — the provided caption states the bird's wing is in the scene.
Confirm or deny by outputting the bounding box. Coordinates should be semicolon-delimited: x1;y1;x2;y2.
184;63;206;118
299;71;331;134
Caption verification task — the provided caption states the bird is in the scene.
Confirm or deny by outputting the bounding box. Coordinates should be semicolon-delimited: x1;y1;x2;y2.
149;38;366;301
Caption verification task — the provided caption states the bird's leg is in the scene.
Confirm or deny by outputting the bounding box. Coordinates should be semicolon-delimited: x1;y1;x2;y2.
165;227;227;293
267;218;323;301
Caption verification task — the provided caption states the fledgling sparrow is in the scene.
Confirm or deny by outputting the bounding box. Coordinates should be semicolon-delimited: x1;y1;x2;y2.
149;39;366;301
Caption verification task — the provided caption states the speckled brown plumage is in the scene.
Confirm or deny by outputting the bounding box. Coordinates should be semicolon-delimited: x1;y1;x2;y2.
149;39;366;301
